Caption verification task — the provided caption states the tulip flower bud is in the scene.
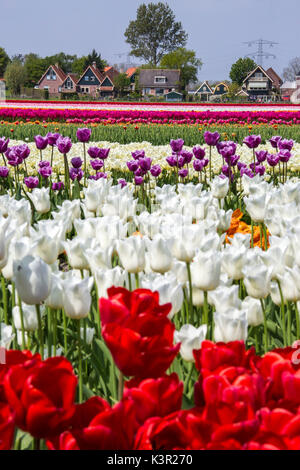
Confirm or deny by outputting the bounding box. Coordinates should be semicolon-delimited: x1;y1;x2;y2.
13;255;51;305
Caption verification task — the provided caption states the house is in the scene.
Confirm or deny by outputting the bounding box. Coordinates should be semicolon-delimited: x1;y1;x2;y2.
281;72;300;103
138;69;181;97
194;81;213;101
126;67;137;92
240;65;282;102
213;82;229;96
61;73;78;94
38;64;67;95
165;91;183;102
77;63;120;98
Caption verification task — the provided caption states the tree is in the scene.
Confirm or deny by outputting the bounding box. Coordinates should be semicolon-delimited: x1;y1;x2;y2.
84;50;107;72
229;57;256;85
160;48;202;90
4;60;26;95
23;53;46;87
0;47;10;77
227;82;241;100
124;2;188;66
283;57;300;81
72;57;87;76
114;73;131;97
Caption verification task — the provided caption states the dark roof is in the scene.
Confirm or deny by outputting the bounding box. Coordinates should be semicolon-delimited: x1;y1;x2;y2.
139;69;180;87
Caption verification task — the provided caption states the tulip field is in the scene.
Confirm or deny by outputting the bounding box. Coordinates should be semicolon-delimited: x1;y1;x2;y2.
1;103;300;451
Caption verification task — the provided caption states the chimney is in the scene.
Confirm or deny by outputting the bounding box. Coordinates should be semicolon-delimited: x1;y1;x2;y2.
92;62;97;70
55;63;59;68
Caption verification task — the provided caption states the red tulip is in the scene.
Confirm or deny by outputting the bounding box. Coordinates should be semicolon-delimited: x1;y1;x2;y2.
0;402;15;450
99;287;180;378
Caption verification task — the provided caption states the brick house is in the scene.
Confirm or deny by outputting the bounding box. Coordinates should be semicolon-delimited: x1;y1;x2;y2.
38;64;67;95
77;63;120;98
138;69;181;97
126;67;137;92
60;73;78;94
240;65;282;102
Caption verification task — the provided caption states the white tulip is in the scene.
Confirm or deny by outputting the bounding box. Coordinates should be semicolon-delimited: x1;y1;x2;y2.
94;266;126;298
222;244;247;280
0;323;14;349
243;264;272;299
85;246;113;273
62;277;94;319
31;234;60;265
277;266;300;302
171;260;188;285
210;176;229;199
244;193;270;223
117;236;145;273
174;324;207;362
140;273;183;319
80;327;95;345
13;255;51;305
209;285;242;313
0;217;14;269
45;273;64;309
242;296;263;327
13;304;45;331
148;237;173;274
214;309;248;343
2;236;32;280
190;250;221;291
62;238;89;270
27;188;50;214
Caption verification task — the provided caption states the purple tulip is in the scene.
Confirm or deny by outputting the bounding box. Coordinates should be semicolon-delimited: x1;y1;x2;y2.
7;151;22;167
0;138;9;154
34;135;48;150
217;141;229;155
181;150;193;164
204;131;220;147
131;150;145;160
139;157;152;171
71;157;83;169
255;164;266;176
98;148;110;160
47;132;60;146
166;156;177;167
170;139;184;153
228;154;240;167
267;153;280;167
90;159;104;171
52;181;64;191
178;168;188;178
243;135;261;149
240;167;254;178
0;166;9;178
127;160;139;172
193;146;206;160
38;166;52;178
134;167;147;177
134;175;144;185
237;161;247;171
220;145;236;159
39;160;51;168
278;150;291;163
89;172;107;180
118;179;127;188
57;136;72;154
87;146;101;159
150;165;162;177
16;144;30;160
278;139;294;152
24;176;39;189
193;159;204;171
269;136;282;149
76;128;91;143
69;167;83;181
222;165;233;178
255;150;268;163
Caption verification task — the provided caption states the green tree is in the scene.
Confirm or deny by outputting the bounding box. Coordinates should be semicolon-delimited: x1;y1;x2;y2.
0;47;10;77
84;50;107;71
72;57;87;76
227;82;241;100
160;48;202;91
114;73;131;97
229;57;256;85
24;53;46;87
4;60;27;95
125;2;188;66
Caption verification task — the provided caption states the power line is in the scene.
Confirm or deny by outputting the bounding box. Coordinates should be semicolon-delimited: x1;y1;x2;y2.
243;39;278;68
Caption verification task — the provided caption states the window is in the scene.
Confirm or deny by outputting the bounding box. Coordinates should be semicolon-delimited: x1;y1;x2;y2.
155;88;164;95
85;76;89;81
86;88;89;92
58;87;62;92
90;76;95;82
144;88;151;94
47;69;57;80
44;86;49;90
154;76;166;83
255;72;263;78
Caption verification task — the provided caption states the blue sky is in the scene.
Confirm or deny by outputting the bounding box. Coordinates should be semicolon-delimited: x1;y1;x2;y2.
1;0;299;81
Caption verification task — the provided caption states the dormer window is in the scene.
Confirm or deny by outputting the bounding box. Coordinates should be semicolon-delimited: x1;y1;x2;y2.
46;69;57;80
255;72;263;78
154;76;166;84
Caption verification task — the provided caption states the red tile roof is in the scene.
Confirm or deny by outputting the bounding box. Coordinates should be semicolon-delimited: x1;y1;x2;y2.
126;67;137;78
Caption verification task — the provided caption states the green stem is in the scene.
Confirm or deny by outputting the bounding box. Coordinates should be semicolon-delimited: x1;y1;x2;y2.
294;302;300;339
83;142;87;187
135;272;139;289
1;276;8;324
251;220;254;248
52;309;57;356
35;304;44;360
18;295;26;350
63;309;68;355
128;272;132;292
277;280;287;347
287;301;292;346
260;298;268;353
203;291;209;325
186;262;194;324
77;319;83;403
118;371;124;401
184;362;194;395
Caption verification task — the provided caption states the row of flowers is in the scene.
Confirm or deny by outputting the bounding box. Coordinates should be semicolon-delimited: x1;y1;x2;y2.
1;107;300;125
